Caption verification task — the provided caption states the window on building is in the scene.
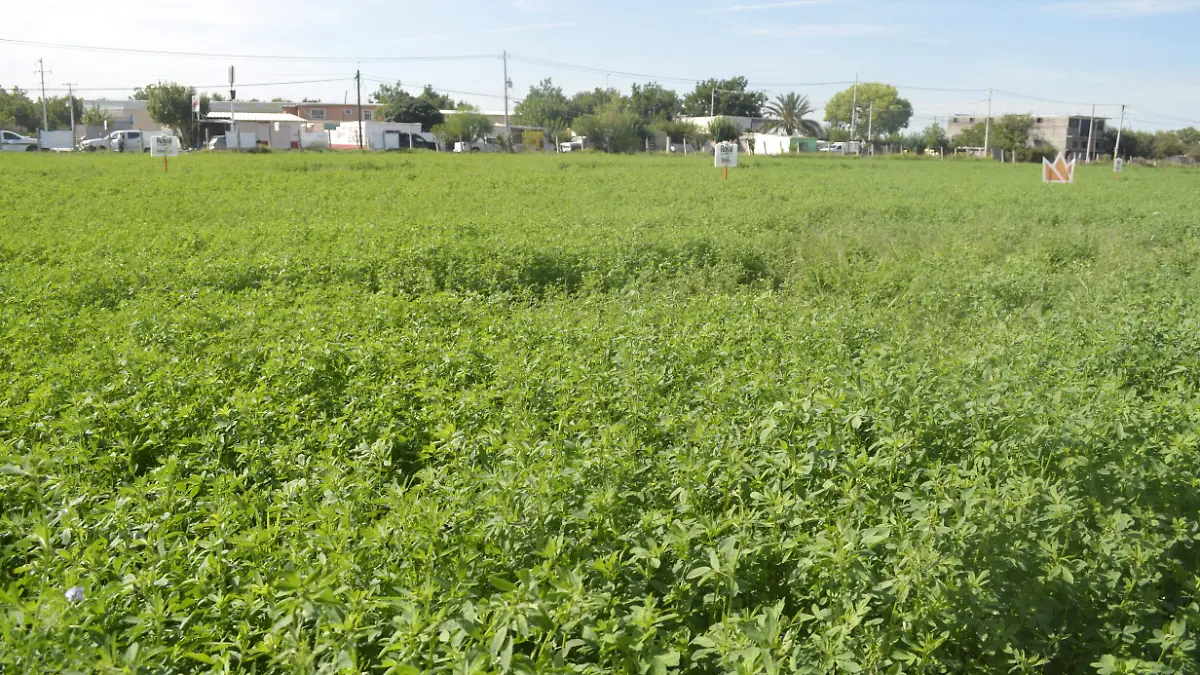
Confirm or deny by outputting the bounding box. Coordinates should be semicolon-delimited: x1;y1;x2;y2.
310;108;326;120
344;108;353;116
647;136;656;150
1036;117;1043;124
363;110;373;121
952;117;959;124
969;117;975;123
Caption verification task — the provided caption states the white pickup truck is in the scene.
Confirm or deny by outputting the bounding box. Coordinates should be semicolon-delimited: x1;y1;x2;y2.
79;130;178;153
454;136;501;153
1;130;40;152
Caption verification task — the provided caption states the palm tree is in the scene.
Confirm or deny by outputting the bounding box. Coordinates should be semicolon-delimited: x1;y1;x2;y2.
762;93;822;137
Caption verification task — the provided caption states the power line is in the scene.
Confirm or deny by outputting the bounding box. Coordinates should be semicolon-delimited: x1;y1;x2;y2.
993;89;1122;108
360;76;509;101
0;37;497;62
1126;107;1200;127
15;77;352;95
508;54;700;84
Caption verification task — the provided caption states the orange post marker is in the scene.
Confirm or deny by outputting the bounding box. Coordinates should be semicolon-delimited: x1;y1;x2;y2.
724;166;728;181
164;156;168;173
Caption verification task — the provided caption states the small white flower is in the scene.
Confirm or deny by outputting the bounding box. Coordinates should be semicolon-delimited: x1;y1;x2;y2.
65;586;85;604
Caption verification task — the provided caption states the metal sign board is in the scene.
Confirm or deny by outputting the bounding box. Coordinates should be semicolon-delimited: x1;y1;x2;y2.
714;141;738;168
324;123;338;131
1042;153;1075;184
191;95;201;115
1114;158;1124;173
150;135;179;157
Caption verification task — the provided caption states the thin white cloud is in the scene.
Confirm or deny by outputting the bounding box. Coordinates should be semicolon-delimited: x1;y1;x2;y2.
695;0;840;14
737;23;886;37
484;22;579;34
1040;0;1200;16
507;0;561;10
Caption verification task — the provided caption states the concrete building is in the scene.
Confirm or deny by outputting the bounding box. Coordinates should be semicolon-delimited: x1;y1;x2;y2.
947;114;1108;159
284;102;382;123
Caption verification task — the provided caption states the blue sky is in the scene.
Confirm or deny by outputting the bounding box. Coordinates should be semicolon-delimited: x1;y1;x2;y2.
3;0;1198;130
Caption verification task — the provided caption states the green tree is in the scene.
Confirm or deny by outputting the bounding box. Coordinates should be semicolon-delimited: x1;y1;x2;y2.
514;78;571;129
373;83;458;131
0;87;39;132
209;92;227;102
569;88;623;120
825;83;913;138
629;83;681;124
572;100;643;153
761;93;821;136
543;117;568;153
40;96;84;131
654;120;701;144
952;115;1035;151
923;123;948;153
141;82;209;145
521;128;545;152
707;116;740;143
433;106;494;147
682;77;766;117
81;106;113;127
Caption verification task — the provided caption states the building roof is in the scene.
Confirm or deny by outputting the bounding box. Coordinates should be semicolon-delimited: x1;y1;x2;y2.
950;114;1109;120
291;102;381;107
440;110;508;116
206;112;308;123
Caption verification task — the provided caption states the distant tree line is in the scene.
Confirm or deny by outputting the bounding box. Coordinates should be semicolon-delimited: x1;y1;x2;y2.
0;87;83;133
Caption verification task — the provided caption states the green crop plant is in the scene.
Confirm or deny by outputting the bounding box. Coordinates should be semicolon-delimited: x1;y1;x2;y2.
1;152;1198;673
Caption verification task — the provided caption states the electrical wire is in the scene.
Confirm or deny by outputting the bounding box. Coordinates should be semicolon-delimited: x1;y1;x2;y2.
508;54;700;84
0;37;498;62
22;77;352;93
360;76;509;101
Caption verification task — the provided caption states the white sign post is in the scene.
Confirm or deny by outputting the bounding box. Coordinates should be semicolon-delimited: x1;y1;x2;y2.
1114;157;1124;181
151;135;179;172
714;141;738;180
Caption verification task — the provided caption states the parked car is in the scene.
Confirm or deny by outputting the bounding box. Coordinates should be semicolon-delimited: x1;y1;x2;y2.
454;137;501;153
206;135;227;151
1;130;39;152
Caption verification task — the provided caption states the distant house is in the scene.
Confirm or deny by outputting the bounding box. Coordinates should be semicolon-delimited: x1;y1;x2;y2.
284;102;383;123
946;114;1108;159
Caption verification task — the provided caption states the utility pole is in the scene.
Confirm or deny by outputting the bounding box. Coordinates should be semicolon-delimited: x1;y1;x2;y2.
1086;103;1097;163
356;69;364;150
850;73;859;143
1113;104;1126;165
503;51;512;152
35;58;50;132
983;88;992;159
867;104;874;156
229;66;239;152
64;82;77;148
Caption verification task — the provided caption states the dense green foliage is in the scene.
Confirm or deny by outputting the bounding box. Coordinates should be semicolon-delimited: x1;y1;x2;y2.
825;84;914;140
2;153;1199;674
373;84;458;131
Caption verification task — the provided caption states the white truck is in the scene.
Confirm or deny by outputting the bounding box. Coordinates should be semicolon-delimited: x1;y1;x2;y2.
79;130;179;153
1;130;40;152
453;136;501;153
